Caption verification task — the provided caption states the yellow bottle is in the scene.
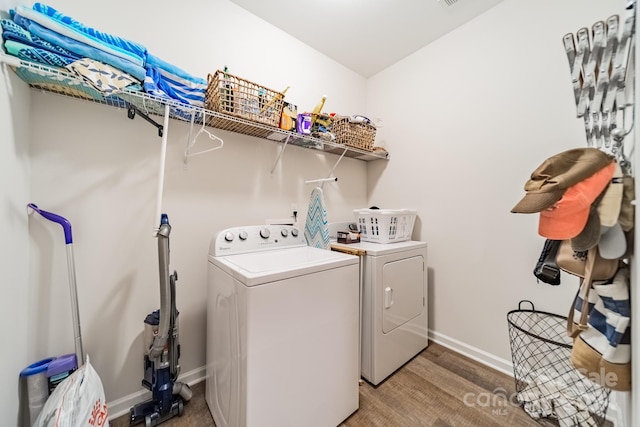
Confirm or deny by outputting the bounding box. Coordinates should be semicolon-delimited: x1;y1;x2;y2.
311;94;327;125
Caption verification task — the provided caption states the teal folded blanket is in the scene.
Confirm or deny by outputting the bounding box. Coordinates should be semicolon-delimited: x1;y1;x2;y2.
3;39;76;68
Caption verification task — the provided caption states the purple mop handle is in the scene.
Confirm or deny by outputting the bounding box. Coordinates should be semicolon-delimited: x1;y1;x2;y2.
27;203;73;244
27;202;84;366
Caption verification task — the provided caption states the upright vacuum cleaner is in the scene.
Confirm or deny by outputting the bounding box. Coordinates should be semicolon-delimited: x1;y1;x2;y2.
130;214;192;426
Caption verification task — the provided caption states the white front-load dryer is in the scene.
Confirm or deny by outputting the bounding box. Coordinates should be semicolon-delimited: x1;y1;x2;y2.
359;240;428;385
330;227;428;386
206;225;360;427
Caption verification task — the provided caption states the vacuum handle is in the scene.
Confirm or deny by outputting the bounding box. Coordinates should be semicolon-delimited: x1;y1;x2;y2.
28;203;73;244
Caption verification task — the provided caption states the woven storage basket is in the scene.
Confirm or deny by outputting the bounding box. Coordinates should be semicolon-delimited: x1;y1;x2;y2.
332;115;376;151
206;70;285;127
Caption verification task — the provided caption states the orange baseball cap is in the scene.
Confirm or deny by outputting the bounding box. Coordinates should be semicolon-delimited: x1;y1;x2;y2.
538;162;615;240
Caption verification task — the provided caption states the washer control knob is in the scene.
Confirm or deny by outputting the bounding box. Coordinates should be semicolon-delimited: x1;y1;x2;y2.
291;228;299;237
238;231;248;241
260;228;270;239
281;228;289;237
224;232;234;242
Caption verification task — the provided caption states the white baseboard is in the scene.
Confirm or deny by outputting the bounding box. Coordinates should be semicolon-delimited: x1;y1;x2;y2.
428;329;622;426
428;329;514;376
107;366;206;421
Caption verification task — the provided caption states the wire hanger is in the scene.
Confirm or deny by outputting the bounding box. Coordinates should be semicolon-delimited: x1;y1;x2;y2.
184;110;224;163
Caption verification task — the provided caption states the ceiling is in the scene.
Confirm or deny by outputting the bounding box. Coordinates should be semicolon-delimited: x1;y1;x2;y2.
229;0;505;78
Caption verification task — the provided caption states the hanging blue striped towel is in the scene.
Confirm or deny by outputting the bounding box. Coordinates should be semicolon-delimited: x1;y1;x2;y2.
304;187;330;249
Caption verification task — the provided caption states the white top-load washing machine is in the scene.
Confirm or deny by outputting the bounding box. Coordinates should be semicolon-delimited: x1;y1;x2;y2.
206;225;360;427
329;223;428;385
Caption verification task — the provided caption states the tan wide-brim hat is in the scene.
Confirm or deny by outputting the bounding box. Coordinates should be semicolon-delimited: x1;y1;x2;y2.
512;147;614;214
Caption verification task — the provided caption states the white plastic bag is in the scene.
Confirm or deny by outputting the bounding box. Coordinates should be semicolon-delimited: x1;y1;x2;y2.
35;355;108;427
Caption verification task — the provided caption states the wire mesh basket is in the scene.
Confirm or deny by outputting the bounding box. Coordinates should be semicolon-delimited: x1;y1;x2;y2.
507;300;611;426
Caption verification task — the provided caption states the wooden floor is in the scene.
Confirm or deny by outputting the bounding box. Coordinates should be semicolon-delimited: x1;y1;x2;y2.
109;342;553;427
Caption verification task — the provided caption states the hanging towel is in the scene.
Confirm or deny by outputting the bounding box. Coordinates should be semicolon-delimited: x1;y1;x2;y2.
304;187;330;249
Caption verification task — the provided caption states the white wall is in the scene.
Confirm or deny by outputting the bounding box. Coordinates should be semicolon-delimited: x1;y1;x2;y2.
4;0;372;419
367;0;632;420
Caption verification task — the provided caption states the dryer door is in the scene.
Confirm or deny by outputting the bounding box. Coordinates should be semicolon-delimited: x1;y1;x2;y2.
382;255;425;334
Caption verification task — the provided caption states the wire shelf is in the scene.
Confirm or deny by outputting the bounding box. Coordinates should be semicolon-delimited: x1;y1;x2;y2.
1;54;388;161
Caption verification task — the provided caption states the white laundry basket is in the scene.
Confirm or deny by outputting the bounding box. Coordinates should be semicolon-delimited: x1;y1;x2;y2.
353;209;417;243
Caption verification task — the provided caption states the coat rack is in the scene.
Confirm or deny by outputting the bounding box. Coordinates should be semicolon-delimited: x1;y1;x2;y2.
562;5;637;427
562;1;636;173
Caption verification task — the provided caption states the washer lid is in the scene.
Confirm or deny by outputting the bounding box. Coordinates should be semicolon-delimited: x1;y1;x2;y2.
210;246;358;286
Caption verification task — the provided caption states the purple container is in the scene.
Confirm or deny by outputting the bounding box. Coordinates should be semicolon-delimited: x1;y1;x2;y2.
296;113;312;135
47;353;78;393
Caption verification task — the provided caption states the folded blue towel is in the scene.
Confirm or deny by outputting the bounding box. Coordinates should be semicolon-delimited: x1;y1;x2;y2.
1;18;79;59
144;66;199;106
9;4;206;108
33;2;147;62
12;13;146;81
3;39;76;68
145;53;206;107
20;3;146;66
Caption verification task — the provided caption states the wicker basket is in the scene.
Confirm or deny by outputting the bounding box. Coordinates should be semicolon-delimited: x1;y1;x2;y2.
206;70;285;127
331;115;376;151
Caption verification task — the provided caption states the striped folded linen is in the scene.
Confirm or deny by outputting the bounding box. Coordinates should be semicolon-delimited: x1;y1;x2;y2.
12;13;146;82
10;3;206;107
145;53;206;107
33;2;147;62
1;18;79;59
15;4;145;66
3;39;77;68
